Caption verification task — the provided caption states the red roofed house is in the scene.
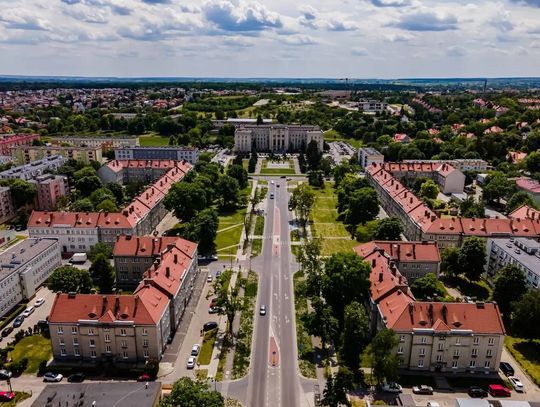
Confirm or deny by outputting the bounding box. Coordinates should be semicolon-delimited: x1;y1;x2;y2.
516;177;540;205
507;151;527;164
393;133;410;144
509;204;540;221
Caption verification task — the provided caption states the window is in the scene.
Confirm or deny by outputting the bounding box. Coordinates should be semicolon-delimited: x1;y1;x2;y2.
88;328;94;336
452;361;459;369
484;361;491;368
57;326;63;334
473;337;479;345
421;337;427;344
454;350;460;357
438;343;444;351
418;359;424;368
71;326;78;334
472;348;478;357
73;338;78;346
74;347;80;356
144;349;149;358
105;345;112;353
120;328;127;336
419;348;425;356
59;338;65;346
121;340;127;348
105;334;111;342
469;360;476;368
123;351;128;359
91;350;96;359
104;327;110;332
436;355;443;362
486;349;493;357
455;338;461;345
60;347;66;356
488;337;495;345
143;339;149;348
89;339;95;348
399;335;405;342
142;328;148;336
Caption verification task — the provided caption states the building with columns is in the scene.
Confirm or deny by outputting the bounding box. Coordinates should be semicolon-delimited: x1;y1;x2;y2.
234;124;324;153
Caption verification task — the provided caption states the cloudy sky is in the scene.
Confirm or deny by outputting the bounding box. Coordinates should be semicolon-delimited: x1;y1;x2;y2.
1;0;540;78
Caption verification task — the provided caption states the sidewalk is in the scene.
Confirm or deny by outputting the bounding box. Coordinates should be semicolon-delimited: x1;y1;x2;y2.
236;179;259;262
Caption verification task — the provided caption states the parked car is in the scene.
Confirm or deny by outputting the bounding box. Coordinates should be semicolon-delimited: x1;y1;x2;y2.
0;370;12;380
13;316;25;328
34;298;45;307
67;373;85;383
412;385;434;395
22;306;34;318
382;382;402;393
508;376;524;392
0;392;14;402
137;373;153;382
259;305;267;316
43;372;63;382
186;357;196;369
216;271;221;278
1;327;13;337
500;362;515;376
488;384;511;397
468;387;488;398
269;193;274;199
208;306;220;314
191;344;201;356
207;275;213;283
427;402;440;407
203;322;218;332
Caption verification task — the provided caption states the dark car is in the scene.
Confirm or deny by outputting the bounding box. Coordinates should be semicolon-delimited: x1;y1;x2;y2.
67;373;85;383
13;316;25;328
1;327;13;337
468;387;488;398
0;370;12;380
203;322;218;332
500;362;515;377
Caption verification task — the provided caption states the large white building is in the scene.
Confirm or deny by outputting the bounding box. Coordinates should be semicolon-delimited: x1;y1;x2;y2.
50;136;139;149
234;124;324;153
0;155;66;181
114;147;199;164
358;147;385;169
0;238;61;318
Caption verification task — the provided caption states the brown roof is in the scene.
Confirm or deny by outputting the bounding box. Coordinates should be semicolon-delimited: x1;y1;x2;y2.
113;235;185;257
356;241;440;263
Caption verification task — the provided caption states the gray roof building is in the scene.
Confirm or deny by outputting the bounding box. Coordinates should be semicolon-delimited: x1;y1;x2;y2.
0;155;65;180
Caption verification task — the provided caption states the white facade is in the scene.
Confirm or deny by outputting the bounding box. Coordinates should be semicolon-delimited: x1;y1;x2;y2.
358;147;385;169
234;124;324;153
359;100;388;113
50;137;139;148
114;147;199;164
0;155;66;181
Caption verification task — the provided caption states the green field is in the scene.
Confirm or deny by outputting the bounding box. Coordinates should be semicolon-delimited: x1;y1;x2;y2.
139;135;171;146
324;130;363;149
505;336;540;386
260;168;296;175
9;335;52;374
215;204;248;258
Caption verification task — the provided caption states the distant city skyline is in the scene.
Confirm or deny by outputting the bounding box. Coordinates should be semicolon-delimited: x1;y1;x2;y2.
0;0;539;78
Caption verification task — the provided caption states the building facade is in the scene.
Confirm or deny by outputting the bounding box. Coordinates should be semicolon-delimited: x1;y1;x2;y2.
0;186;15;223
0;155;66;181
405;159;489;173
486;238;540;289
97;159;187;185
33;174;68;211
358;147;384;169
359;100;388;113
234;124;324;153
0;238;61;318
0;133;39;156
50;136;139;149
114;147;199;164
11;145;103;165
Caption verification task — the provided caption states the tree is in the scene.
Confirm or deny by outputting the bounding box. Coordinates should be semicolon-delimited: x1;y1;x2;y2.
71;198;94;212
321;367;354;407
512;290;540;341
180;208;219;255
249;188;263;214
105;182;125;205
506;191;536;214
367;329;400;386
216;283;244;338
9;179;37;207
164;182;207;222
89;253;115;294
525;151;540;174
159;377;224;407
89;242;112;262
373;217;403;241
304;297;339;352
89;187;116;207
322;253;371;323
216;175;240;208
297;238;323;297
320;157;333;177
419;179;440;200
289;183;316;227
96;199;118;212
410;273;446;300
441;247;460;278
75;175;102;195
493;265;528;317
226;164;248;189
345;188;379;235
340;302;369;373
248;151;257;173
308;170;325;188
458;237;486;281
306;139;322;170
483;172;514;205
47;266;93;293
460;196;485;218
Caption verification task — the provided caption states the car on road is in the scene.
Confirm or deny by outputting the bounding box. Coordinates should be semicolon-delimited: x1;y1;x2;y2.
207;275;213;283
508;376;524;392
382;382;402;393
186;356;196;369
468;387;488;398
216;271;221;278
0;392;15;402
137;373;153;382
34;298;45;307
67;373;85;383
412;385;434;395
208;306;220;314
43;372;63;382
0;370;12;380
203;322;218;332
22;306;34;318
500;362;515;376
269;193;274;199
280;176;286;179
488;384;511;397
191;344;201;356
1;327;13;337
271;180;274;184
427;402;440;407
13;316;25;328
259;305;267;316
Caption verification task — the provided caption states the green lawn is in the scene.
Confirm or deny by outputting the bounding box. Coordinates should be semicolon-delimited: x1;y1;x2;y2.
443;276;492;301
9;335;52;374
251;238;262;257
198;329;218;365
324;130;363;149
260;167;296;175
254;216;264;236
505;336;540;386
216;206;248;257
2;392;31;407
139;135;171;146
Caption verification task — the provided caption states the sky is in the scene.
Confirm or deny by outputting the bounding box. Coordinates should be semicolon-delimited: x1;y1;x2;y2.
0;0;540;78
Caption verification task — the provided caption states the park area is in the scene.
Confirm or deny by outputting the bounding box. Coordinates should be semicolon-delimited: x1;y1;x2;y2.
310;183;358;256
260;159;296;175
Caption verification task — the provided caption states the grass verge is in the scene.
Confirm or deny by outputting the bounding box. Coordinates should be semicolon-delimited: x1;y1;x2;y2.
254;215;264;236
198;329;218;365
216;337;231;382
232;271;258;379
294;271;317;378
251;238;262;258
3;392;31;407
505;336;540;386
195;369;208;380
9;334;52;374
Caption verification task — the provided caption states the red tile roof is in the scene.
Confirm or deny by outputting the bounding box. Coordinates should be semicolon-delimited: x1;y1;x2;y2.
357;241;440;263
113;235;189;257
509;205;540;221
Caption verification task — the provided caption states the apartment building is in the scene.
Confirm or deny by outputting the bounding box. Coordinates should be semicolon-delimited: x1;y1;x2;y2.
516;177;540;205
355;240;440;281
405;159;488;173
97;159;187;185
114;147;199;164
0;186;15;223
354;242;506;374
33;174;68;211
234;124;324;153
509;204;540;221
486;238;540;289
11;145;103;165
358;147;384;169
0;155;66;181
0;238;61;318
0;133;39;155
50;136;139;149
359;100;388;113
383;162;465;194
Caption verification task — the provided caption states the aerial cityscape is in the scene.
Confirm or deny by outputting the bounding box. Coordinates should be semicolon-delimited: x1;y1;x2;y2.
0;1;540;407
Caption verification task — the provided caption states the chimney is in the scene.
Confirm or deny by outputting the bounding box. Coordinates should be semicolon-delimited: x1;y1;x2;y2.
133;295;139;316
397;244;401;260
412;244;416;258
371;258;376;267
378;272;383;282
408;302;414;320
442;304;448;323
101;296;108;316
114;296;120;316
166;266;170;278
174;254;178;264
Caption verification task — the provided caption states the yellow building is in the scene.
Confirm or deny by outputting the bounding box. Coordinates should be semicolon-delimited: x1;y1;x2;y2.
11;145;103;165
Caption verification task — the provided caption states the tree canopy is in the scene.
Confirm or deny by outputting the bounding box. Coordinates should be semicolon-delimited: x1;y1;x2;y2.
373;217;403;241
512;290;540;341
493;265;528;317
159;377;224;407
48;266;93;294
